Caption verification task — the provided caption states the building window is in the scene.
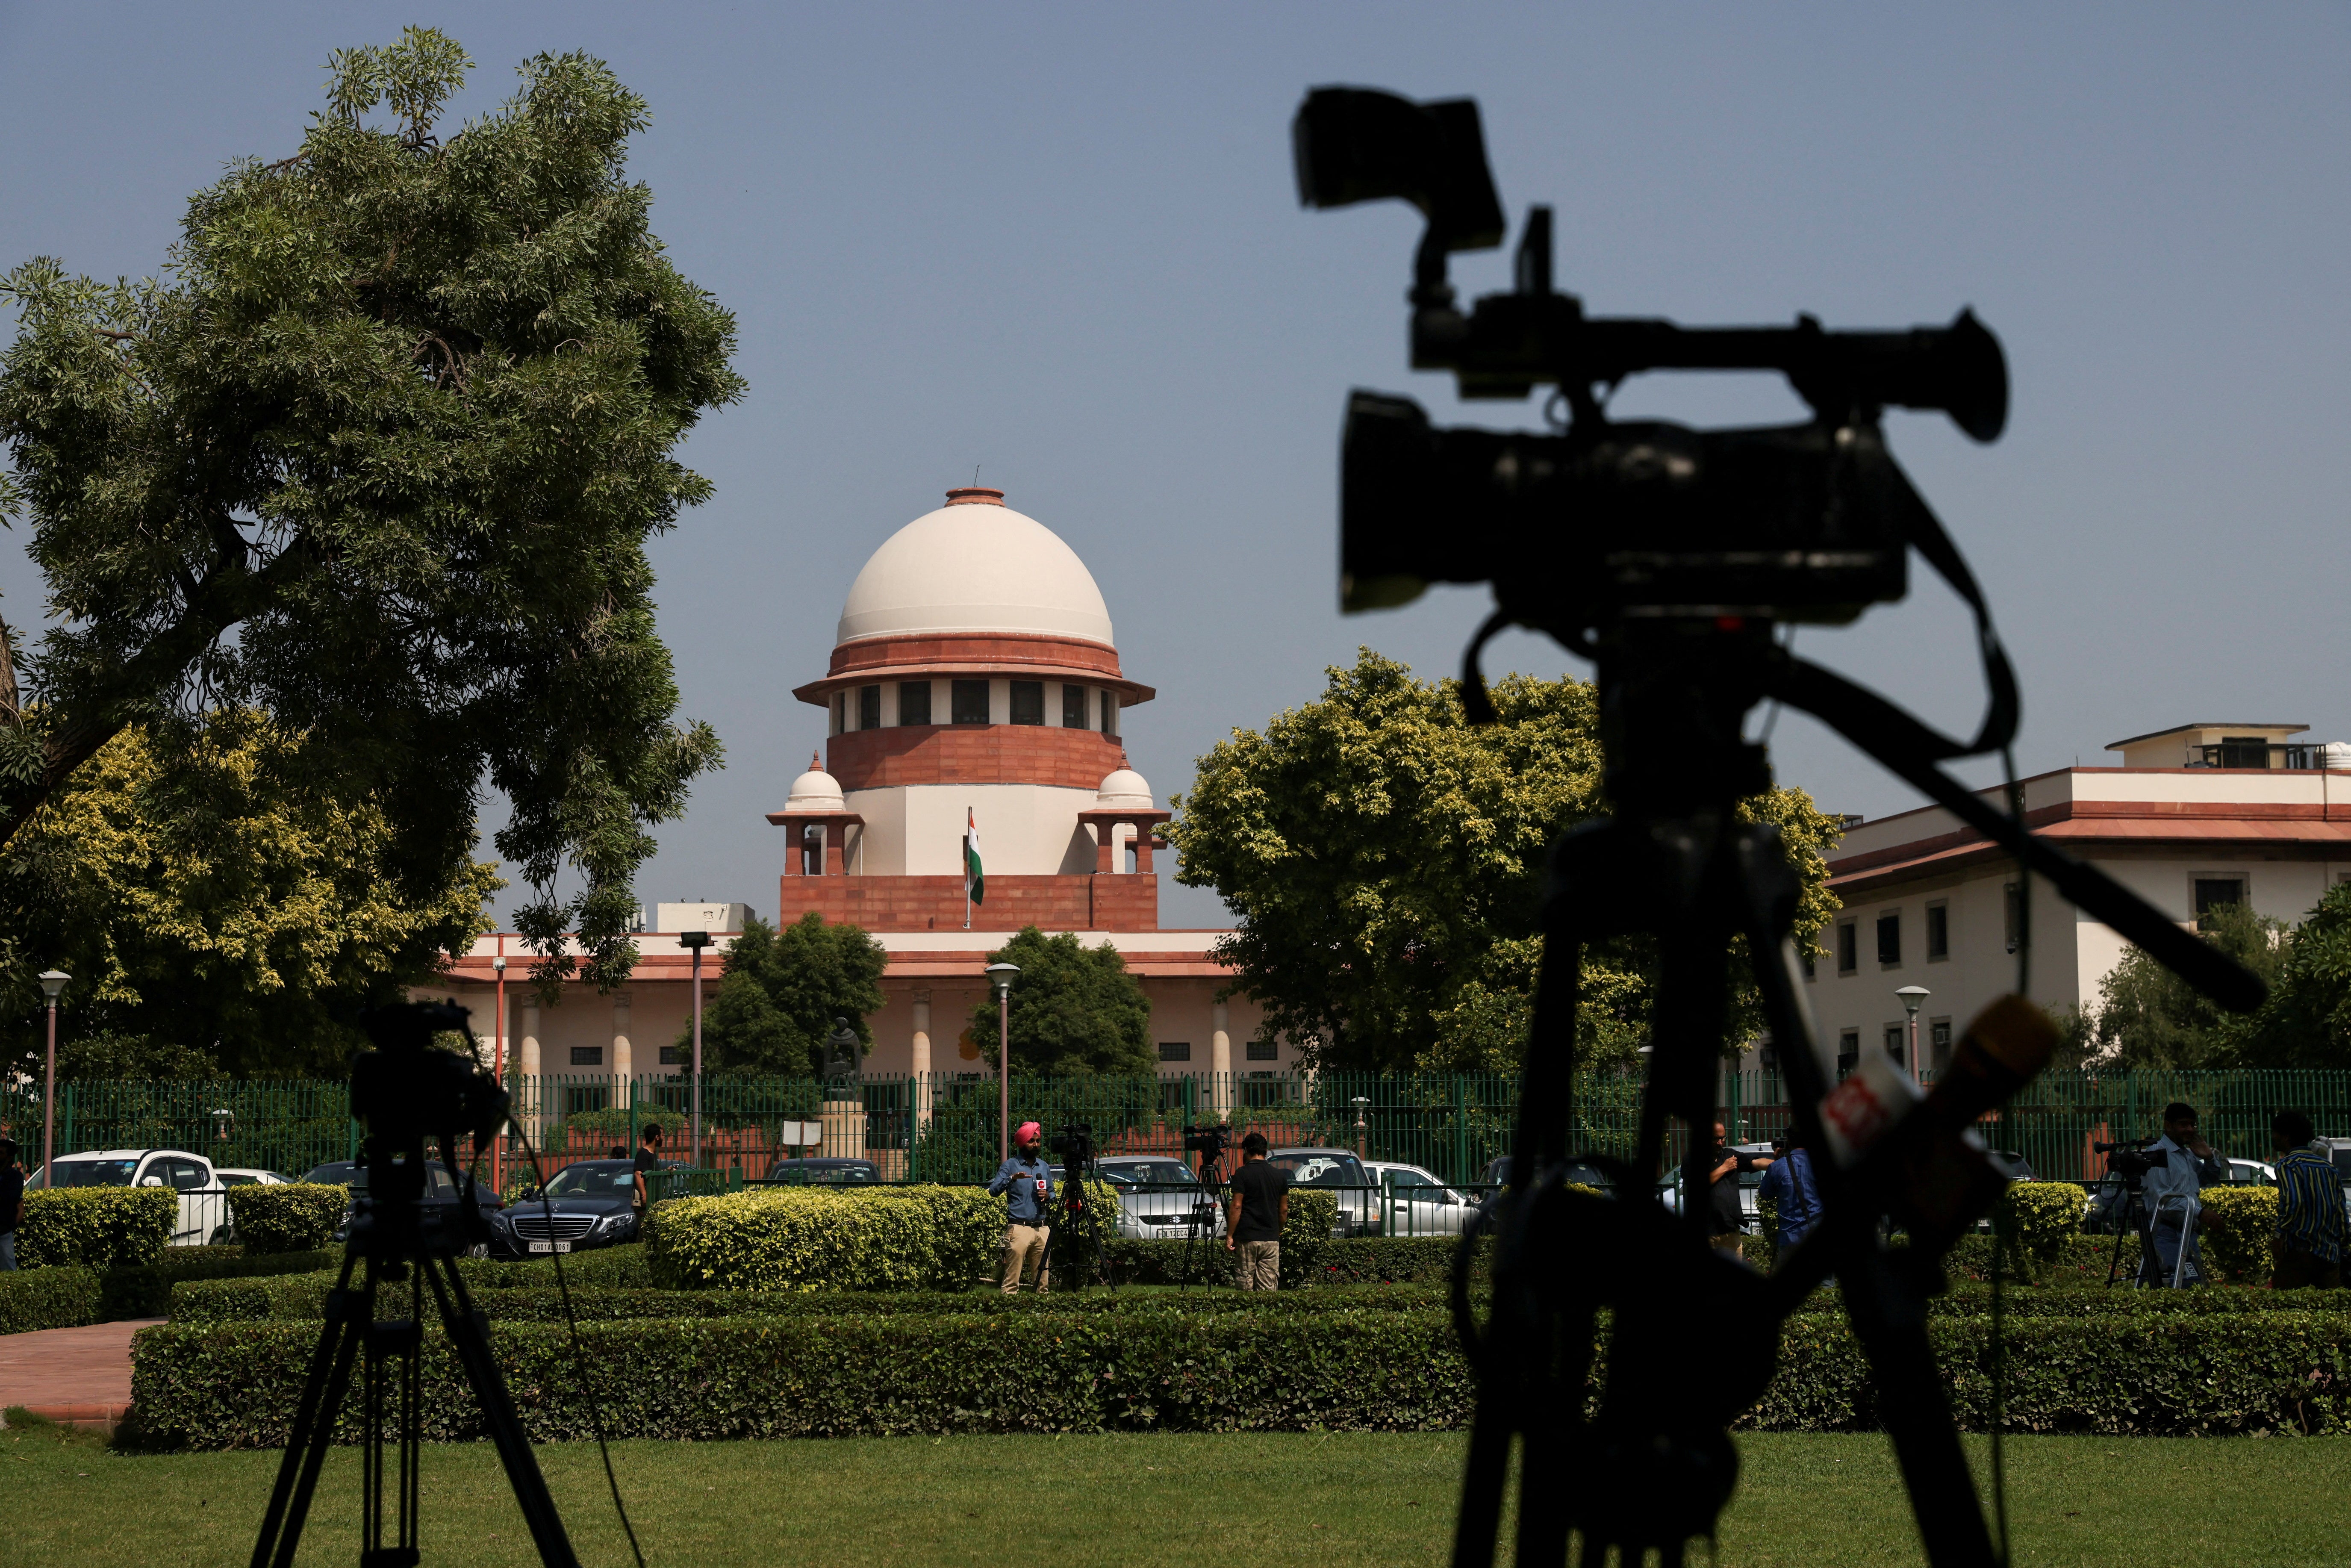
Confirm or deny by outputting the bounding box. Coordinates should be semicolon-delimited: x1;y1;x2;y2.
660;1046;685;1067
570;1046;604;1067
2003;881;2023;954
1099;689;1117;736
952;679;990;725
1925;902;1949;962
858;684;881;730
1884;1023;1904;1061
1158;1040;1192;1063
563;1086;609;1115
1836;1030;1859;1077
899;681;931;725
1010;680;1045;725
2217;736;2271;769
1836;921;1857;975
1876;913;1901;967
1246;1038;1278;1061
1929;1018;1952;1073
2193;877;2246;927
1063;684;1088;727
830;691;844;735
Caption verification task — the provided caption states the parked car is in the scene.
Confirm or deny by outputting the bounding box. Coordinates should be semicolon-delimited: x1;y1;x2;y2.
487;1158;645;1258
758;1158;882;1187
1094;1155;1222;1240
310;1156;504;1253
33;1149;229;1246
1474;1155;1618;1197
214;1167;295;1186
1364;1160;1474;1236
1264;1147;1379;1236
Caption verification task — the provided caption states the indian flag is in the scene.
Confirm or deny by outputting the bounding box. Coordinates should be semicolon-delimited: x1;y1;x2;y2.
964;808;984;905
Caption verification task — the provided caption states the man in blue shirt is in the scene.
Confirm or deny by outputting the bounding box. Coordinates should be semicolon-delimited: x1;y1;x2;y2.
1756;1131;1821;1258
2269;1108;2343;1290
988;1120;1055;1294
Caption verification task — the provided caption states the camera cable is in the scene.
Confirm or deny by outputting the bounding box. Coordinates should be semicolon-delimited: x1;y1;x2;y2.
507;1122;648;1568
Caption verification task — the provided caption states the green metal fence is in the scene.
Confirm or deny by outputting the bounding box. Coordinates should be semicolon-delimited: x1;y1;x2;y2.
5;1069;2349;1191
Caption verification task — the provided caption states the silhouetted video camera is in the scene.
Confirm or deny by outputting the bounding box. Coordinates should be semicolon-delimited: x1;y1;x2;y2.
1049;1123;1096;1167
2093;1138;2172;1185
1291;86;2007;634
1182;1123;1231;1156
348;999;507;1256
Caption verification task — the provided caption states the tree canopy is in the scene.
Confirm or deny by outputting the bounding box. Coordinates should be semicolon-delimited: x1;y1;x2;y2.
2;718;496;1078
687;913;890;1077
1164;649;1839;1073
2092;891;2351;1068
968;926;1155;1077
0;28;741;1005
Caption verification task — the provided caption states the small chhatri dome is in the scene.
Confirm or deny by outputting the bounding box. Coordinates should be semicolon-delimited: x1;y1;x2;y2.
1095;765;1154;810
786;752;846;812
835;489;1114;648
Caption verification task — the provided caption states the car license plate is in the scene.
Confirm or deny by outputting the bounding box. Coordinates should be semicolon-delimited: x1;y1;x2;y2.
527;1241;572;1254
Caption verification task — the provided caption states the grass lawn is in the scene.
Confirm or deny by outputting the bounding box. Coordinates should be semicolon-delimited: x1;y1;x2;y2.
3;1418;2347;1568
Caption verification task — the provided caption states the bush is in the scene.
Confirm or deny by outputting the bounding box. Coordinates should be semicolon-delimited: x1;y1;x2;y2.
15;1187;177;1268
461;1244;658;1291
643;1183;1122;1292
2196;1187;2278;1284
224;1183;350;1254
1104;1235;1482;1289
0;1266;103;1333
103;1247;337;1319
1997;1182;2090;1279
130;1299;2351;1448
558;1104;686;1145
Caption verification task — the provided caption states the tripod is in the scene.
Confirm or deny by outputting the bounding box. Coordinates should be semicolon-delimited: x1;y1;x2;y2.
1178;1142;1231;1290
2099;1174;2148;1288
1450;617;2263;1568
1037;1150;1118;1291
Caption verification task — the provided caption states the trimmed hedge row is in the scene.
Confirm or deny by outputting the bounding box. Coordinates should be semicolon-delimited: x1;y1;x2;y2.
1;1246;338;1334
224;1184;351;1254
0;1266;105;1334
644;1185;1026;1290
15;1187;177;1268
130;1301;2351;1447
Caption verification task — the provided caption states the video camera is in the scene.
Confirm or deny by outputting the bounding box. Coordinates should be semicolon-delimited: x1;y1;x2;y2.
346;998;508;1259
1181;1122;1231;1155
1049;1123;1096;1167
1291;87;2007;634
2092;1138;2173;1183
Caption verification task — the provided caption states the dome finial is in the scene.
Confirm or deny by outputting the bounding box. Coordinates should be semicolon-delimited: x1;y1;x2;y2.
945;486;1005;507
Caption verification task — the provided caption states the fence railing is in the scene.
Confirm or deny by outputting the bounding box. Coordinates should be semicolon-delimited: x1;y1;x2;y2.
5;1067;2349;1191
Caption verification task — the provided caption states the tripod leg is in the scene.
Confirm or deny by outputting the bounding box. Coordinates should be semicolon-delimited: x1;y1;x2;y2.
251;1253;367;1568
422;1258;583;1568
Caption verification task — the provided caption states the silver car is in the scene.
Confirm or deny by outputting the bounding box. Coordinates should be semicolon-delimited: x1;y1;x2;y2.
1365;1161;1474;1236
1094;1156;1223;1240
1265;1147;1380;1236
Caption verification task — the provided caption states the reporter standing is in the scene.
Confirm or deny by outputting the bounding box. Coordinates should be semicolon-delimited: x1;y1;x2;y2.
2140;1101;2226;1286
990;1120;1054;1294
1224;1132;1290;1290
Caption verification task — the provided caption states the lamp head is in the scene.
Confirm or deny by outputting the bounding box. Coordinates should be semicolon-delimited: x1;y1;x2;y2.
492;956;506;973
37;970;68;1002
984;961;1020;996
678;930;712;951
1895;984;1931;1016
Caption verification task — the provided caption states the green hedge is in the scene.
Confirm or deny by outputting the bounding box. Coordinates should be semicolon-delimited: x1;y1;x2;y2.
0;1266;104;1334
642;1182;1125;1291
1105;1234;1479;1289
130;1300;2351;1448
15;1187;177;1268
225;1184;349;1254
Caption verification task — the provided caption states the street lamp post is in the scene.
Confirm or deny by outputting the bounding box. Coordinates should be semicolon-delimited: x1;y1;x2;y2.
679;931;712;1168
1895;985;1931;1081
1352;1095;1369;1157
491;955;507;1193
986;963;1020;1161
38;970;67;1188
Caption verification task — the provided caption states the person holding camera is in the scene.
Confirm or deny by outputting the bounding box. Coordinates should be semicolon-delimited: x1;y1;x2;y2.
989;1120;1055;1294
1705;1118;1773;1259
2269;1109;2343;1290
2140;1100;2226;1286
1225;1132;1290;1291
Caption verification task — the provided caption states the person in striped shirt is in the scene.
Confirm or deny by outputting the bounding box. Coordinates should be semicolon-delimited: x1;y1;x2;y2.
2269;1108;2344;1291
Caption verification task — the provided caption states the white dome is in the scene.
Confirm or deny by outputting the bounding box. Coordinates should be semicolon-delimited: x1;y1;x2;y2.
836;492;1114;646
785;754;846;812
1095;768;1154;810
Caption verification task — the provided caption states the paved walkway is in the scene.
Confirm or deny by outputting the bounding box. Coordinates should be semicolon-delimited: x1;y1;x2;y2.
0;1317;163;1427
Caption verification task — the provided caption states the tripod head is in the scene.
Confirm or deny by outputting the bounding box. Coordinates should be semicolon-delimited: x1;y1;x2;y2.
348;999;509;1259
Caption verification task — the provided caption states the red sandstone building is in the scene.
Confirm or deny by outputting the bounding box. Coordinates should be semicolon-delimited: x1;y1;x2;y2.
441;488;1274;1088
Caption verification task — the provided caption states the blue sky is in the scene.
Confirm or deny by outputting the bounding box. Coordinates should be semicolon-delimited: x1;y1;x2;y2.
4;4;2348;928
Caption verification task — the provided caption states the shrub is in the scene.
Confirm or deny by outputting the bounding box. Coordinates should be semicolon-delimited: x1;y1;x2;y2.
2196;1187;2277;1284
225;1183;350;1254
1996;1182;2089;1279
0;1266;103;1333
130;1300;2351;1448
103;1247;337;1319
558;1105;686;1145
1103;1234;1482;1288
462;1244;657;1291
645;1183;1124;1291
15;1186;177;1268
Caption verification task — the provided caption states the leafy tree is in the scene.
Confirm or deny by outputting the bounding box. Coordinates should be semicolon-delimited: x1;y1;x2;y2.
1165;649;1839;1073
0;28;742;1003
2236;884;2351;1067
1;718;497;1077
967;926;1154;1077
2094;890;2351;1069
686;914;888;1077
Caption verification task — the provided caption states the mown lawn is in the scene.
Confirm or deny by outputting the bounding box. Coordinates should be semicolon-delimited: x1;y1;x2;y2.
3;1418;2346;1568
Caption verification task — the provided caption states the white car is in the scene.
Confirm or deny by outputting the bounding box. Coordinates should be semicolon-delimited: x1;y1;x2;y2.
1093;1156;1224;1240
1364;1161;1475;1236
35;1148;230;1246
213;1167;295;1186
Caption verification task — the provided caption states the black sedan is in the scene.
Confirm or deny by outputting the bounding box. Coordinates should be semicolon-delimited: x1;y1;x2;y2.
758;1158;882;1187
487;1159;645;1257
309;1158;504;1254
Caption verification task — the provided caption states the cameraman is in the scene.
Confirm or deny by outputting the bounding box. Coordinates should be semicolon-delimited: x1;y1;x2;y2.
2140;1101;2226;1287
989;1120;1054;1294
2269;1109;2343;1290
0;1138;21;1272
1225;1132;1290;1291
